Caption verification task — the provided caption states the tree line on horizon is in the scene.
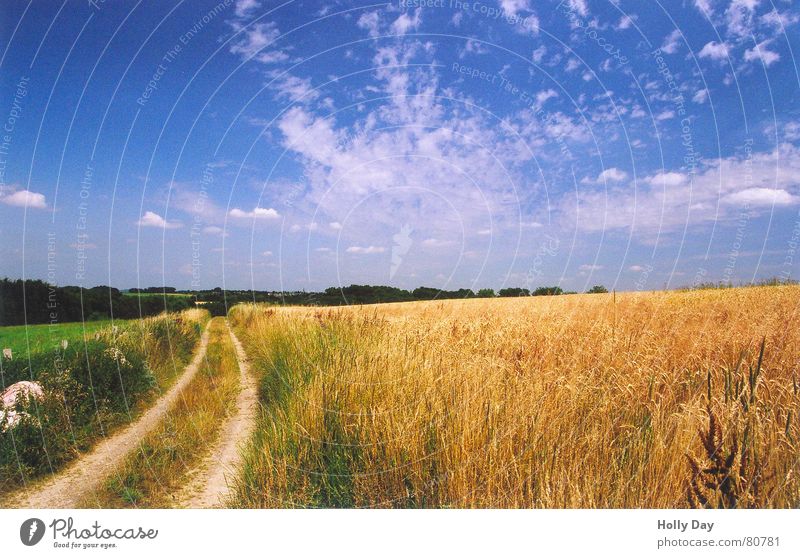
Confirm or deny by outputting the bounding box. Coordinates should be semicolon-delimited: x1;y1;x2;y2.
0;279;193;326
177;283;611;315
1;279;613;326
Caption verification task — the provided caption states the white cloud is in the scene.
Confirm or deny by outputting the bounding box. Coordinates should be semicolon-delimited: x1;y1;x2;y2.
357;11;381;38
202;226;228;236
616;14;636;30
229;22;287;64
582;167;628;184
568;0;588;17
270;73;319;103
580;264;603;271
598;167;628;182
535;89;558;107
278;106;342;165
531;46;546;63
346;245;386;254
692;89;709;104
421;238;455;248
656;110;676;121
647;171;687;186
698;41;730;61
517;14;539;35
565;58;580;72
694;0;714;15
761;9;800;29
564;144;800;234
464;39;490;56
723;187;798;207
500;0;529;17
725;0;760;37
1;189;47;209
329;221;342;230
744;40;780;67
390;8;422;35
783;121;800;142
229;207;281;219
660;30;682;54
234;0;259;18
628;265;647;272
137;211;182;229
274;43;585;251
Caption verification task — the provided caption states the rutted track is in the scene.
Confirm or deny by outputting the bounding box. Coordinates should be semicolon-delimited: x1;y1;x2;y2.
0;322;212;509
174;321;259;508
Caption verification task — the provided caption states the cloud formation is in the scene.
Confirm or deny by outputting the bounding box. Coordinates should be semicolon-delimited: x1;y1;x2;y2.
346;245;386;254
137;211;182;229
229;207;281;220
0;189;47;209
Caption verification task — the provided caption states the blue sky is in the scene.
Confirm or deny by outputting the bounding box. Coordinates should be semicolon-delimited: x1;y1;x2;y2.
1;0;799;292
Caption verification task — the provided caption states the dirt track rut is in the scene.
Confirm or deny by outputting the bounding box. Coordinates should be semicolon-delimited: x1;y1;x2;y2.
174;322;258;508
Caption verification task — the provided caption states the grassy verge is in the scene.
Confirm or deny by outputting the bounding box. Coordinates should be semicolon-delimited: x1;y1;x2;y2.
229;309;363;508
0;309;209;494
88;317;240;508
228;287;800;508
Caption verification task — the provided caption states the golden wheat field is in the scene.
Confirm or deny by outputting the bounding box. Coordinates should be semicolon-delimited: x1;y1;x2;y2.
228;286;800;509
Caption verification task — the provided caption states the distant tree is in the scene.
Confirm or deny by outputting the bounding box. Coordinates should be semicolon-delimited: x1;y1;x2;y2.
587;285;609;294
0;279;194;326
498;287;530;297
133;286;177;294
532;286;563;296
477;288;496;298
757;276;798;287
412;287;440;300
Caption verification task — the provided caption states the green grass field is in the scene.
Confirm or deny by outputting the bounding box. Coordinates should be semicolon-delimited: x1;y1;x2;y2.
0;320;129;357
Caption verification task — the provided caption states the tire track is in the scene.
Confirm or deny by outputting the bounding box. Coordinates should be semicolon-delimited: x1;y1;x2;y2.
174;320;258;508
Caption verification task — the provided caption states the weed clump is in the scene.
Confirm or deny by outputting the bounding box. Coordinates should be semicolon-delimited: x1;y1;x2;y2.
686;340;778;508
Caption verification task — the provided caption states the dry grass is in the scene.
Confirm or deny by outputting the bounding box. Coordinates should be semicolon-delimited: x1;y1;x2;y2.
86;317;240;508
133;308;211;390
229;286;800;508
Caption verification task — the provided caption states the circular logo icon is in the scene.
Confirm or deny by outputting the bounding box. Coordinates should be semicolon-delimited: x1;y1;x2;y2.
20;518;45;546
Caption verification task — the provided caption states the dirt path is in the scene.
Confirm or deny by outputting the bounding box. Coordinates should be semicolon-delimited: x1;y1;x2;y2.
174;321;259;508
0;321;213;509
